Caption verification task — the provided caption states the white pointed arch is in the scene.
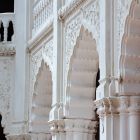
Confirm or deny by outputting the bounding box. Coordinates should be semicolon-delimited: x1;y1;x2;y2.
119;1;140;95
65;26;99;119
30;59;52;133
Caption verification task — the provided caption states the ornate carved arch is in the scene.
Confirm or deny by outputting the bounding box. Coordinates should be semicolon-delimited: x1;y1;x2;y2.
30;59;52;134
119;1;140;95
66;26;99;120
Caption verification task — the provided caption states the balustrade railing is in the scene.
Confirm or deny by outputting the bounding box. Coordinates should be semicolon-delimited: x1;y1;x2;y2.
0;13;15;43
32;0;53;35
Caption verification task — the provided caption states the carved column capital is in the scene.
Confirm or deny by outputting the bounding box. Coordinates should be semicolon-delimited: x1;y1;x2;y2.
64;119;98;134
95;97;120;117
49;120;65;135
49;119;98;135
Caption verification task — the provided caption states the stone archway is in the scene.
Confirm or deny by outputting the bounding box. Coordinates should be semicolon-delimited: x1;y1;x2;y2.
119;1;140;140
119;0;140;95
65;26;99;140
30;60;52;140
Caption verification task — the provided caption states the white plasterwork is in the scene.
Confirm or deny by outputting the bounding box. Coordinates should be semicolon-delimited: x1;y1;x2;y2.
0;57;14;133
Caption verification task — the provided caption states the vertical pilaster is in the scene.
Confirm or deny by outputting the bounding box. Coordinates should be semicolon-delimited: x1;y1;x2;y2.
96;0;112;99
96;98;120;140
119;97;129;140
9;0;27;135
49;0;63;121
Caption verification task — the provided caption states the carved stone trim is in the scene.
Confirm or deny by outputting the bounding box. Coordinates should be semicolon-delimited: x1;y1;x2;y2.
49;119;98;134
0;44;16;56
95;96;140;117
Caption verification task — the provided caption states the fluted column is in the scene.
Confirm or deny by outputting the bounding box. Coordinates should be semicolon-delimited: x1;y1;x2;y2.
65;119;97;140
119;97;129;140
129;96;140;140
96;97;120;140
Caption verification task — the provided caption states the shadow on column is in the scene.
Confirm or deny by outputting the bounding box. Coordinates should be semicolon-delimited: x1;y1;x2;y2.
7;21;14;41
95;69;100;140
0;115;6;140
0;22;4;42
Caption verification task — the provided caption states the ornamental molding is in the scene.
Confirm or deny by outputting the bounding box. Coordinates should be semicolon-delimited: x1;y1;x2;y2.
95;96;140;117
0;44;16;56
49;119;98;134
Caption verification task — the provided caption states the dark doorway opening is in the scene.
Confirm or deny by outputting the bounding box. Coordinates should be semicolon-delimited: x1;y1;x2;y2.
95;69;100;140
0;0;14;13
0;22;4;42
7;21;14;41
0;115;6;140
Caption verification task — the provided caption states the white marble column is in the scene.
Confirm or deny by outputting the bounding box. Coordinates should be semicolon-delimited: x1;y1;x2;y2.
96;97;121;140
129;96;140;140
65;119;98;140
119;97;129;140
